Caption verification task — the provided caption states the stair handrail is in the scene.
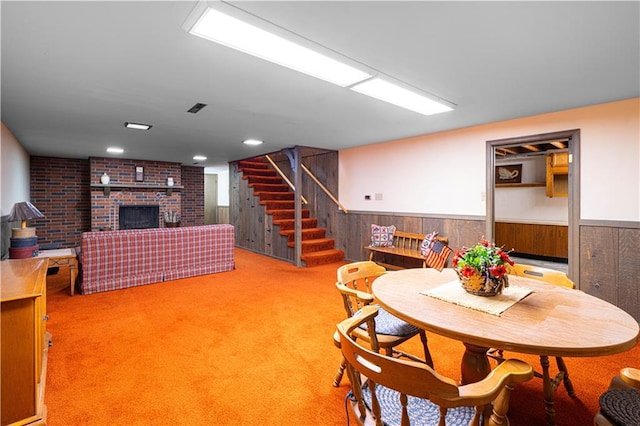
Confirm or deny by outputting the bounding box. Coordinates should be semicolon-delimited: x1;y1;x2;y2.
300;163;348;214
265;155;308;205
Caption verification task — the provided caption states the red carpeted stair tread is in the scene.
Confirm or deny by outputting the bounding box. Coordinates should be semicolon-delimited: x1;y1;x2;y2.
259;198;296;207
238;159;269;169
294;238;337;253
268;209;310;220
248;183;290;192
244;175;283;184
254;191;294;201
238;167;278;177
273;218;317;231
280;227;326;243
301;249;345;267
261;200;296;210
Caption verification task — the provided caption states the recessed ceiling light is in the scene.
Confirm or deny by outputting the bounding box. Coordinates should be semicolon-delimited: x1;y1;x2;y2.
107;147;124;154
124;122;152;130
193;155;207;161
243;139;263;146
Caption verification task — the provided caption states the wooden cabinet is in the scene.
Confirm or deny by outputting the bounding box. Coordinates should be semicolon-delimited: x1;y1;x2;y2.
546;152;569;197
495;222;568;259
1;258;49;426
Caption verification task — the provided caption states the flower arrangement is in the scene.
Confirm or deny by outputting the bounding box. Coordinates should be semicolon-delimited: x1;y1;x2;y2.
452;238;514;296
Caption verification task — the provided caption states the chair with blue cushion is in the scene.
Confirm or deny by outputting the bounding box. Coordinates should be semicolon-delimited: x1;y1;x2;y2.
594;367;640;426
332;261;433;387
338;305;534;426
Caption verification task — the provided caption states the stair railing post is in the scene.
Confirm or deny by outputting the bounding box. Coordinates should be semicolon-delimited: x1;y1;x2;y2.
283;147;303;267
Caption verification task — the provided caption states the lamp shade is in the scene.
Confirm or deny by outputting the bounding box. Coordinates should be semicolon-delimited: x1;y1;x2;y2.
8;201;44;228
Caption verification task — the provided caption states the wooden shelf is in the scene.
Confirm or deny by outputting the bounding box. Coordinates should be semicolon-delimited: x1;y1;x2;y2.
496;182;546;188
91;184;184;196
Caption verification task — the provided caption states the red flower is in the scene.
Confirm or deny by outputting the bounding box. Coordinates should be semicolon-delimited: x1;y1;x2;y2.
489;265;507;278
498;250;515;266
461;265;476;277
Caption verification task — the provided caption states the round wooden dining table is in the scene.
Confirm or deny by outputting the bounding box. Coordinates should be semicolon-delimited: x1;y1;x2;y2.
372;268;639;426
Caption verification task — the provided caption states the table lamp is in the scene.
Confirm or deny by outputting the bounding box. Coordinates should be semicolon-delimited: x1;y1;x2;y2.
8;201;44;258
8;201;44;229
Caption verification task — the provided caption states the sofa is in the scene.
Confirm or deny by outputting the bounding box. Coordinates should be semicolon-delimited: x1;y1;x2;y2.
78;224;235;294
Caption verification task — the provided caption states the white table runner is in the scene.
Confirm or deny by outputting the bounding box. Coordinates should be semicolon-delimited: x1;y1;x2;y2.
420;280;533;316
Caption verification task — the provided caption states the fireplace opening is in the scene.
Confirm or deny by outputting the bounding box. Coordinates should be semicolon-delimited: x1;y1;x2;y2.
119;205;160;230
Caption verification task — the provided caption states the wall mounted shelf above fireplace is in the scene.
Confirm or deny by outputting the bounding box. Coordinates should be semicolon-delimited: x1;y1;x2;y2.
91;184;184;196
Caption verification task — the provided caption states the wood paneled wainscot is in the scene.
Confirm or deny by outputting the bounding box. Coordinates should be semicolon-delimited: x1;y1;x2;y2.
495;222;568;259
1;258;49;426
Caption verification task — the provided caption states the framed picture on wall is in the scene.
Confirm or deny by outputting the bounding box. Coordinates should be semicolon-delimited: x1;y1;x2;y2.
495;164;522;184
135;166;144;182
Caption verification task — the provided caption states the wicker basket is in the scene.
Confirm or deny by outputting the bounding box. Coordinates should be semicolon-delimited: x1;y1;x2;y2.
456;270;508;297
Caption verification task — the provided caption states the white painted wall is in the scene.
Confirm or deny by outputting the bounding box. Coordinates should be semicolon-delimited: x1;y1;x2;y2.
204;167;230;206
1;122;30;216
339;98;639;222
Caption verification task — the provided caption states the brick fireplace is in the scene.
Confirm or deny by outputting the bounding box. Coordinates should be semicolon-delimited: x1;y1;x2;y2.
90;158;182;231
119;205;160;229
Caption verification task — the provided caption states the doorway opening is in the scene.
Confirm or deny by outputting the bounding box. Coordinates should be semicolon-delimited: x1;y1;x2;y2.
486;129;580;285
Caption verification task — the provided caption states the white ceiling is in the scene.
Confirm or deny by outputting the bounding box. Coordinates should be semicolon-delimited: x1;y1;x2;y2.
2;1;638;170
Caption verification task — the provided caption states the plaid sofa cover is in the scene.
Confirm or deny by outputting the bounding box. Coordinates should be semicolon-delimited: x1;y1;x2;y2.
79;224;235;294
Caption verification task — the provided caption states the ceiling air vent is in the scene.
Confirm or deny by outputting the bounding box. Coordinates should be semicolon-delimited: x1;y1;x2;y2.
188;103;207;114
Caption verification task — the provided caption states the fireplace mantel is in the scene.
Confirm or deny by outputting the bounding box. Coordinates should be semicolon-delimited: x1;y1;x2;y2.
91;183;184;196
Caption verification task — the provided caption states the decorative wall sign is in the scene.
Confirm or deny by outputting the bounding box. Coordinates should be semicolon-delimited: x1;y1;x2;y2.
495;164;522;184
135;166;144;182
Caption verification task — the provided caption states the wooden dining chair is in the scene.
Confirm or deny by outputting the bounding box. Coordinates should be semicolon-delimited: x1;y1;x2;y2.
508;263;574;289
594;367;640;426
332;261;434;387
338;305;534;426
490;263;577;397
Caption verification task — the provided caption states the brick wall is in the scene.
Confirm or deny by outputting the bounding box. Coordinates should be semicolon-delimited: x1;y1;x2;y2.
29;156;205;248
30;156;91;249
180;166;204;227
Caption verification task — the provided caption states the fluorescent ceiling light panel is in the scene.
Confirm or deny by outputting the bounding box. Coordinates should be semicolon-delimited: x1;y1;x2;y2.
107;147;124;154
193;155;207;161
189;8;371;87
125;122;152;130
351;78;454;116
243;139;263;145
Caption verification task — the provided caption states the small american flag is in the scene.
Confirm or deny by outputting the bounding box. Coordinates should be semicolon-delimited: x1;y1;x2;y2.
424;239;453;271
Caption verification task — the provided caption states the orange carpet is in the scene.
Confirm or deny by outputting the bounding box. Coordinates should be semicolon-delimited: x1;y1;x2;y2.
43;248;639;425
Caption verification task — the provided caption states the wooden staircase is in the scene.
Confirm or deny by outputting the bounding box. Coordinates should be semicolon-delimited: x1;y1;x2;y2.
237;158;344;267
